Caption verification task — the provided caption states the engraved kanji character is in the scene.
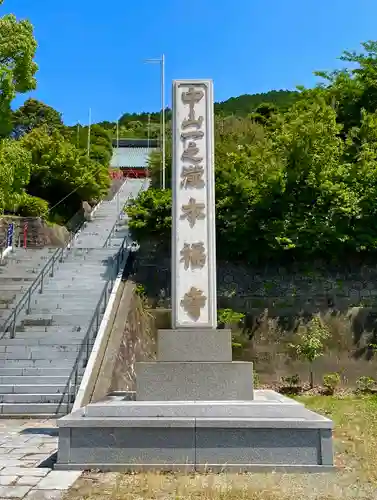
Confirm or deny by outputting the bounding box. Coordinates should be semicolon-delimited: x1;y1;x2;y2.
181;87;204;121
180;286;207;320
180;242;206;270
181;130;204;142
180;198;205;228
181;142;203;164
180;165;204;189
182;116;204;130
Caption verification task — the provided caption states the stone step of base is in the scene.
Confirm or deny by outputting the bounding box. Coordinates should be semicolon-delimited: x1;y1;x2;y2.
0;393;70;403
1;403;67;415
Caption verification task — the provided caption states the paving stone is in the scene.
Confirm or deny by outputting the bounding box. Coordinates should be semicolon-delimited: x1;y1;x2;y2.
0;467;50;477
0;459;24;467
21;453;50;462
37;471;81;490
16;475;43;486
0;484;32;498
25;490;65;500
0;476;17;486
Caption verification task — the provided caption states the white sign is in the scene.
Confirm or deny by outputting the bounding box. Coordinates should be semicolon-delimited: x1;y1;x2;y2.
171;80;217;329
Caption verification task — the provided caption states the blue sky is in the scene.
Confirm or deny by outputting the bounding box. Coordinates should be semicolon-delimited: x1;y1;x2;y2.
2;0;377;125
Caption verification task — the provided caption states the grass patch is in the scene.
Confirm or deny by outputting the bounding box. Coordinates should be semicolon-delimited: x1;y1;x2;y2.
64;395;377;500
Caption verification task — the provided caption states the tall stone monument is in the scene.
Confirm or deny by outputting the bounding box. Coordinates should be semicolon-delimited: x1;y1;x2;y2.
56;80;334;472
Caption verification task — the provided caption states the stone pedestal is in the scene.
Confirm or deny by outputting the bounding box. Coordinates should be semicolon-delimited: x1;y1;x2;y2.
56;329;334;471
136;328;253;401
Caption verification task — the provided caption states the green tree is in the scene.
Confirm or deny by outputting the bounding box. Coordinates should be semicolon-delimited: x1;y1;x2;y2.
64;124;113;168
289;316;330;388
21;126;109;220
12;98;63;138
0;138;31;213
0;8;38;137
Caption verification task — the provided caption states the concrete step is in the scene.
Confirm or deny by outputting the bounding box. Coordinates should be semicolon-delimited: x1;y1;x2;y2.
19;314;93;327
1;403;67;415
0;359;75;368
0;376;69;385
0;368;73;376
19;315;53;327
0;293;16;303
11;338;86;345
0;393;71;403
0;285;28;291
0;384;72;394
0;350;80;360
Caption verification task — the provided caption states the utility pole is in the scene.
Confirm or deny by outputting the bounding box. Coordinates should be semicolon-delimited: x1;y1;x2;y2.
87;108;91;158
161;54;165;190
144;54;166;189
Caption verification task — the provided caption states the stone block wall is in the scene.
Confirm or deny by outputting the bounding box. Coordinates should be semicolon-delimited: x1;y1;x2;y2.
132;246;377;385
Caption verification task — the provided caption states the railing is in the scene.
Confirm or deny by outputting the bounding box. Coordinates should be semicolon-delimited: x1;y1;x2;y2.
58;238;128;414
0;246;67;339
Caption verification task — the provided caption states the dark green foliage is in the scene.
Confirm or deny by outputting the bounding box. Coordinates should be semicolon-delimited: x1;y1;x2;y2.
17;194;49;218
126;40;377;264
214;90;299;116
12;98;63;138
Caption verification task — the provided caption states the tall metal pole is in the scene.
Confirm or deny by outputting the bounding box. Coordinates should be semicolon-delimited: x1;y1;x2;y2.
161;54;166;190
87;108;91;158
144;55;166;190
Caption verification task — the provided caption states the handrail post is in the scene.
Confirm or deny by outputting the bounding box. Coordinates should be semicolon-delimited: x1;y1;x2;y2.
39;271;44;294
66;380;71;414
96;306;100;331
10;310;16;339
26;288;31;314
50;256;55;278
86;335;90;365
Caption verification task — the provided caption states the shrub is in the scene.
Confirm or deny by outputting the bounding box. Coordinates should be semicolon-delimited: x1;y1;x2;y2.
18;195;49;218
323;372;341;395
218;308;245;328
281;374;300;387
356;376;375;394
253;370;260;389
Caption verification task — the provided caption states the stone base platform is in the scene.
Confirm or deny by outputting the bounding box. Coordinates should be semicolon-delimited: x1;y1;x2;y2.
56;390;334;472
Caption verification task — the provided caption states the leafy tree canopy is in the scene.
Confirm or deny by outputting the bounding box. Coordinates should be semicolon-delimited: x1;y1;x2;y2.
126;40;377;264
12;98;63;138
0;10;38;137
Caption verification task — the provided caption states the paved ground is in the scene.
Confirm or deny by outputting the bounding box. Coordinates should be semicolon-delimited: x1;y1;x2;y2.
0;419;81;499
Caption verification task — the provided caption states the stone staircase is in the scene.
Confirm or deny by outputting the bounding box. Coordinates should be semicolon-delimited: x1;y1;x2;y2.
0;179;148;416
0;248;56;331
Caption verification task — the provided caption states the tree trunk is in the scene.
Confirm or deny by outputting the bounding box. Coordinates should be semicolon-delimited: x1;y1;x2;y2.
309;367;314;389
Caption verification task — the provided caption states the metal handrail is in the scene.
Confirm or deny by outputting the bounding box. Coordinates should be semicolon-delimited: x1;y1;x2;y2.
103;178;147;248
57;237;128;414
0;246;66;339
0;198;110;338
